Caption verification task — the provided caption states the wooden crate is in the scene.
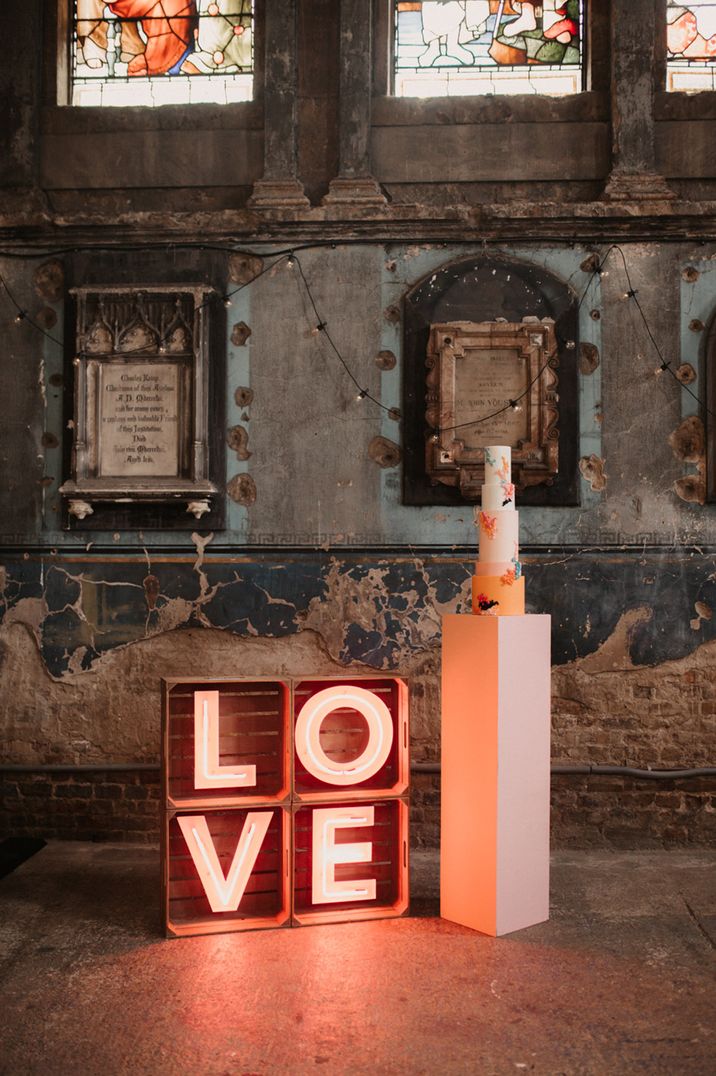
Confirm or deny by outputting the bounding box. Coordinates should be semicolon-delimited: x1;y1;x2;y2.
162;678;290;808
161;676;409;937
292;677;409;801
291;798;409;926
164;806;290;938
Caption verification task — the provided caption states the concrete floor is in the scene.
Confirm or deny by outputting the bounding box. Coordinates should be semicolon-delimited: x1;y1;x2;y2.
0;844;714;1076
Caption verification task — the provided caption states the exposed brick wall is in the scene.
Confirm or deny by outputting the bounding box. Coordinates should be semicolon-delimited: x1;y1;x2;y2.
552;658;715;772
5;769;712;849
550;775;716;848
0;771;161;843
406;774;715;849
409;771;440;848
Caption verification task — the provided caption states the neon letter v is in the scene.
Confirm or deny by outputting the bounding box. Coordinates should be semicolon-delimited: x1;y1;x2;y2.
178;812;273;913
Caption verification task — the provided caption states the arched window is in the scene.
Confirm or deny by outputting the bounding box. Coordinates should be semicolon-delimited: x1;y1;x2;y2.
71;1;255;106
666;2;716;92
393;1;585;97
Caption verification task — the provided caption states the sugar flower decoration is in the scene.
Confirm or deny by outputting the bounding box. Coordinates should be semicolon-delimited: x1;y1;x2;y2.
479;511;497;539
501;481;515;506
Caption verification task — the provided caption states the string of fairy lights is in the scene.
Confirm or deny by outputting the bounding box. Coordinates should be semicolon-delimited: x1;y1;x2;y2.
0;240;712;435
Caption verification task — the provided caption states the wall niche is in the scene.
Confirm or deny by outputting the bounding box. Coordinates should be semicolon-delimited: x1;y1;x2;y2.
402;255;580;507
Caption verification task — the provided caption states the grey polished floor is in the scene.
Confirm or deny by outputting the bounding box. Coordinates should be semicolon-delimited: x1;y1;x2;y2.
1;843;714;1075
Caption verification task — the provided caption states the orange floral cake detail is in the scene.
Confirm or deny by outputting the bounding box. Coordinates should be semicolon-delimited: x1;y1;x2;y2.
478;511;497;539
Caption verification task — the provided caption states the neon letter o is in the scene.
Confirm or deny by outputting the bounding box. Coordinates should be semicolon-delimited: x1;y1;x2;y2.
295;685;394;786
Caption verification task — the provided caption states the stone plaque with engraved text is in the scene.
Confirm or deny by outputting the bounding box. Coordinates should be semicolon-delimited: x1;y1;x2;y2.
98;362;180;478
425;320;559;498
452;347;529;452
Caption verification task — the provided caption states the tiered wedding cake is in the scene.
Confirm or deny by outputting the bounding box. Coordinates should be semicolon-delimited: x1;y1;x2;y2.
473;445;525;616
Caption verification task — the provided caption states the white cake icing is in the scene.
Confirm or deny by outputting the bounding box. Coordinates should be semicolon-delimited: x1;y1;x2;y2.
473;445;524;615
475;445;522;579
477;510;518;563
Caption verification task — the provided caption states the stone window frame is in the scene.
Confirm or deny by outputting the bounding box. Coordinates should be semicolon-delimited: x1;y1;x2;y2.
49;0;266;110
656;0;716;114
373;0;608;101
662;0;716;95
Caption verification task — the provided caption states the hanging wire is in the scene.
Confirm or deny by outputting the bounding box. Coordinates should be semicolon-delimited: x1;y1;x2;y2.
612;244;716;421
0;239;711;427
292;254;395;414
0;273;64;349
434;246;614;437
0;253;290;362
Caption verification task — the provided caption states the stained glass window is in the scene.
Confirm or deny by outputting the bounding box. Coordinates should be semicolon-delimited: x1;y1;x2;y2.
71;1;254;106
393;1;584;96
666;2;716;91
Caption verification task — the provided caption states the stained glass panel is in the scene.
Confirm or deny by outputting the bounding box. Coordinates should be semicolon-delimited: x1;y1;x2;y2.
72;1;254;107
393;1;584;97
666;2;716;91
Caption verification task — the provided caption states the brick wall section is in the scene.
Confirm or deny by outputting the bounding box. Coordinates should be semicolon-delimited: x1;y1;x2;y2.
551;665;715;772
2;769;713;848
550;775;716;848
402;772;715;849
0;770;161;843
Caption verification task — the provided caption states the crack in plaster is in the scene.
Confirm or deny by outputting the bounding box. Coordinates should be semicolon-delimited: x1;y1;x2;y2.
303;557;471;668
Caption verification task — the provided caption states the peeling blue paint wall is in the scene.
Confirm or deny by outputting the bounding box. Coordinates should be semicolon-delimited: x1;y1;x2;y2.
2;549;716;679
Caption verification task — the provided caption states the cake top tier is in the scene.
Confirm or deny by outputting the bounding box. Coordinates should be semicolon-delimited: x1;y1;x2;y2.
484;445;511;486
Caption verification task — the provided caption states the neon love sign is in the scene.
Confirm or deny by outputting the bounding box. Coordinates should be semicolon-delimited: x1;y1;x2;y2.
162;677;409;937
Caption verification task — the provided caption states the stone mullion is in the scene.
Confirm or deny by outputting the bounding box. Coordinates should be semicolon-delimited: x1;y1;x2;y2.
249;0;309;208
603;0;674;201
323;0;386;206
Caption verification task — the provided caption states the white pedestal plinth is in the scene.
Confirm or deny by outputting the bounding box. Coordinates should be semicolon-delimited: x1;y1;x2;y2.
440;614;551;936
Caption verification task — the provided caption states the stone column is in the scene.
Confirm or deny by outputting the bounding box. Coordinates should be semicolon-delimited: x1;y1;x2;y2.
603;0;674;201
248;0;309;208
323;0;386;206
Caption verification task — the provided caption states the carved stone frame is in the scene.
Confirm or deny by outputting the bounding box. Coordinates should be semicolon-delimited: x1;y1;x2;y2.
60;285;218;524
425;320;559;500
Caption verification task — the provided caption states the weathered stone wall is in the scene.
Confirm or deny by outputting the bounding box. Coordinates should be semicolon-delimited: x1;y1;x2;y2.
0;557;714;846
1;0;715;847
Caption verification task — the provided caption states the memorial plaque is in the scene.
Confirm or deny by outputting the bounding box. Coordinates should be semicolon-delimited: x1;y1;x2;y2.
61;284;220;526
98;362;181;478
425;321;559;499
452;347;529;453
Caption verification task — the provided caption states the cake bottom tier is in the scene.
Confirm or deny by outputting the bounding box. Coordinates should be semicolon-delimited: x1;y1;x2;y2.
472;574;525;616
